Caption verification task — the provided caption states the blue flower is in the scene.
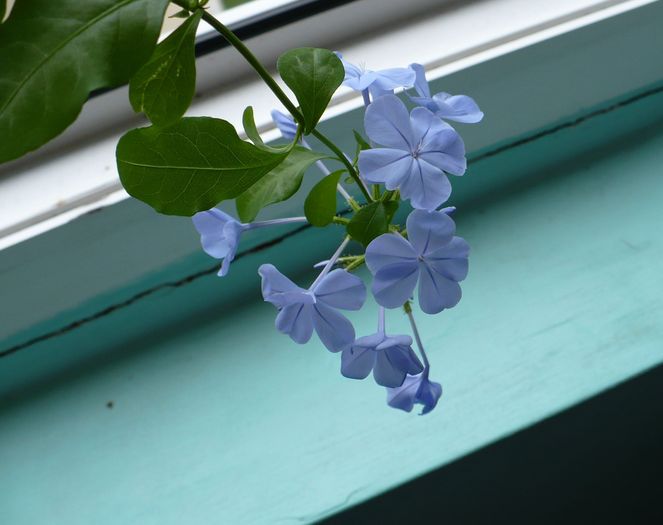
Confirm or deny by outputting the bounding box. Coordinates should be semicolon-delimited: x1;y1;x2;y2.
193;208;246;276
341;308;423;387
386;370;442;415
409;63;484;124
365;209;469;314
342;331;423;387
336;53;415;99
271;109;298;141
259;264;366;352
193;211;308;277
358;95;466;210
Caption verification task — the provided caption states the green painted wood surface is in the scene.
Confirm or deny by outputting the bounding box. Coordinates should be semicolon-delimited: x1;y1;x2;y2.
1;84;663;523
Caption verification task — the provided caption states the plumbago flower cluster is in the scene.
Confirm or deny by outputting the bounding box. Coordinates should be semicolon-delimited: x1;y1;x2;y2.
194;57;482;413
0;1;481;414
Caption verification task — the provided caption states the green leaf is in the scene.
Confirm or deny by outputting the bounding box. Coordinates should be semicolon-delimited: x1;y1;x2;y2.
347;201;399;247
0;1;6;23
129;10;202;127
242;106;293;153
305;170;344;227
116;117;288;216
0;0;170;163
242;106;266;147
169;9;191;19
277;48;344;133
236;147;329;222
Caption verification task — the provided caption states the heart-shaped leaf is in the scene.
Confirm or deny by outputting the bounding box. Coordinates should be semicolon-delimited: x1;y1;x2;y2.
347;201;399;247
305;170;344;227
277;48;344;133
116;117;288;216
0;0;170;163
129;10;202;127
236;147;329;222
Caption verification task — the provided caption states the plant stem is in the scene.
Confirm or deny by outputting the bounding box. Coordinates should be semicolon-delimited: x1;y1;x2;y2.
345;255;365;272
301;138;358;209
187;6;304;124
311;130;373;202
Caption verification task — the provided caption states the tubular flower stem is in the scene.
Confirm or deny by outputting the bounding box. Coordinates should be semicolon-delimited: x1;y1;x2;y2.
310;236;351;289
247;217;308;229
362;89;371;107
404;304;429;369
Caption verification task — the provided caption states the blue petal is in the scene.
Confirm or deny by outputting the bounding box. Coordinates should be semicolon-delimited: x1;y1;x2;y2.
400;159;451;211
312;303;356;352
373;350;407;387
418;261;463;314
432;92;484;123
417;377;443;415
378;339;424;376
341;345;376;380
271;110;298;140
409;95;439;113
372;67;416;91
415;112;467;176
371;261;420;309
386;374;421;412
365;234;417;274
275;303;314;344
314;269;366;311
426;237;470;281
409;106;442;147
409;63;430;98
376;334;412;349
368;85;394;101
358;148;412;188
259;264;313;307
364;94;414;150
406;209;455;256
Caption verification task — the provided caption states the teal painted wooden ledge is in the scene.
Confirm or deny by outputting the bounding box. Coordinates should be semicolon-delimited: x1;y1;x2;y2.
1;82;663;523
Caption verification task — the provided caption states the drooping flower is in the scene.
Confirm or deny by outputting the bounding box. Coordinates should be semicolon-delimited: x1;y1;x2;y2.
341;308;423;387
386;303;442;415
259;263;366;352
365;209;469;314
193;208;246;276
193;210;307;276
358;95;466;210
409;63;484;124
387;370;442;415
271;109;298;141
336;53;415;101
